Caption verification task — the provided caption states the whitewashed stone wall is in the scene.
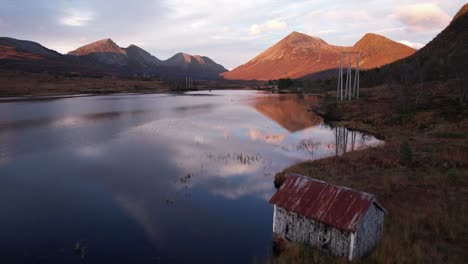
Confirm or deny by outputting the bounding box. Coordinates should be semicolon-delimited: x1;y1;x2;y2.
273;206;351;257
353;204;385;258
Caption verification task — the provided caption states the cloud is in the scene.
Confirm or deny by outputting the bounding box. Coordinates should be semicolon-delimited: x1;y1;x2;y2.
249;129;287;144
60;9;94;26
375;26;405;34
398;40;425;49
392;3;451;32
314;29;338;35
325;10;372;22
249;19;289;36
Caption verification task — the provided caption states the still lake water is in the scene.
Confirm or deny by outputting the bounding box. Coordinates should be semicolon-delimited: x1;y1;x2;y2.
0;90;381;263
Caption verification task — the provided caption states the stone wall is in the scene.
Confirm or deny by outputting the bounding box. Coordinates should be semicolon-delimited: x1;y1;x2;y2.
273;206;351;257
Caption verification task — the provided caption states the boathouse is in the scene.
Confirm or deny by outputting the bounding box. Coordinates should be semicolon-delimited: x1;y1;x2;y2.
270;174;386;261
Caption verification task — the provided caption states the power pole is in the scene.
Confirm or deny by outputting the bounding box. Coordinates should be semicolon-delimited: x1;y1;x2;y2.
337;52;360;101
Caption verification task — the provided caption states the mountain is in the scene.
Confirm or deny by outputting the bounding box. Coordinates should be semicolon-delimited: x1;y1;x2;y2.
67;39;226;79
160;52;227;78
0;37;61;59
453;3;468;22
125;44;161;69
222;31;416;80
0;37;227;79
354;33;415;69
68;38;128;65
222;32;342;81
0;37;111;74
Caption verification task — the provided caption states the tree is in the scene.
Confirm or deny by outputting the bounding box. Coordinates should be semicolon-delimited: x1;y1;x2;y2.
278;78;293;89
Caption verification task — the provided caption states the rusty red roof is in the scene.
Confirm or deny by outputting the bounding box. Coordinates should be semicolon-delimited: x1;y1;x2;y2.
270;174;385;232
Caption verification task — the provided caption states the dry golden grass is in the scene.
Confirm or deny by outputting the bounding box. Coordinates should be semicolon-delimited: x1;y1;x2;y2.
273;81;468;263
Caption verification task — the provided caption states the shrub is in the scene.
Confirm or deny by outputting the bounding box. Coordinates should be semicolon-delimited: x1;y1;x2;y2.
447;169;461;185
274;174;286;189
400;139;413;164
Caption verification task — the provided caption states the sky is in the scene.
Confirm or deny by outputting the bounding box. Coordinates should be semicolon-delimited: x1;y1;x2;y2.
0;0;465;69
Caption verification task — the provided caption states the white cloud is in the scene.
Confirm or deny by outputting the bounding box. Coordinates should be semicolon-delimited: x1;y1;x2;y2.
392;3;451;32
398;40;425;49
60;9;94;27
249;19;289;36
375;26;405;33
249;24;262;36
314;29;337;35
326;10;372;22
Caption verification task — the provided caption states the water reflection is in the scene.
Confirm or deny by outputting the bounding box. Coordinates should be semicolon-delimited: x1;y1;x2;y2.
334;126;370;156
0;90;381;263
252;94;322;132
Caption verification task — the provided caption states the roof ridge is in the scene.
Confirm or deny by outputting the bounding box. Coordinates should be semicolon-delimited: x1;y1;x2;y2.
287;172;375;197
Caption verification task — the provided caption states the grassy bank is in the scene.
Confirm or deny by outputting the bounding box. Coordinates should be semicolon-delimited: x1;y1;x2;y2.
273;81;468;263
0;71;172;96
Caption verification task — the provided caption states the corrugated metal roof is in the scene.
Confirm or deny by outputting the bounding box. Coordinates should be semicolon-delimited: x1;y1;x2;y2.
270;173;385;232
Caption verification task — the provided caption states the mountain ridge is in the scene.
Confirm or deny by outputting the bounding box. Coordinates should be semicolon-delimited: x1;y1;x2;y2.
0;37;227;79
222;32;416;80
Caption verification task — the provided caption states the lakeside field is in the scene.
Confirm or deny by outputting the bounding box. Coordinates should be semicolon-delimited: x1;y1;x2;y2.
273;81;468;263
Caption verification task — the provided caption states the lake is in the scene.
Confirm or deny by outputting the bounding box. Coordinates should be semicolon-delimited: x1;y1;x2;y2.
0;90;381;263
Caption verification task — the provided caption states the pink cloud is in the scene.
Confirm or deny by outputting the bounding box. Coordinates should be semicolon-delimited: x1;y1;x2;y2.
392;3;451;32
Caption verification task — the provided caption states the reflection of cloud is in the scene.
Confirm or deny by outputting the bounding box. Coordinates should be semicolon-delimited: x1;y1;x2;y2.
392;3;451;32
76;145;104;157
223;130;232;139
53;117;84;128
249;129;287;144
214;159;264;178
0;132;10;166
115;196;165;247
211;180;273;200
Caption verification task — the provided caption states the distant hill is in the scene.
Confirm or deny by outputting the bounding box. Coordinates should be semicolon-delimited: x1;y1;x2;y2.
354;33;415;69
68;38;128;65
0;37;227;80
125;44;161;70
66;39;227;79
159;52;227;79
222;32;415;81
0;37;61;59
0;37;110;74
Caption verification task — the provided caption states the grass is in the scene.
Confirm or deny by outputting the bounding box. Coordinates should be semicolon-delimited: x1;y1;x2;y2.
272;81;468;263
0;71;170;96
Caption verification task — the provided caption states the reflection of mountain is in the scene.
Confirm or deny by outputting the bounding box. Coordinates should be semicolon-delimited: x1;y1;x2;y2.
252;95;322;132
